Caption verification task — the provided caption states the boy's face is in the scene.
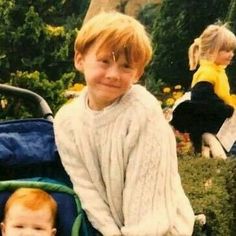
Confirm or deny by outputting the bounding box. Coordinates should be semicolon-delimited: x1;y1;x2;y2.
75;42;142;110
1;204;56;236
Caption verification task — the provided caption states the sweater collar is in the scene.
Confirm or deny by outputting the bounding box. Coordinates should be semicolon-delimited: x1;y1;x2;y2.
75;86;136;127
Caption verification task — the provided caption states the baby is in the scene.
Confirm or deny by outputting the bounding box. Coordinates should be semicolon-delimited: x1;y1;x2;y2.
1;187;57;236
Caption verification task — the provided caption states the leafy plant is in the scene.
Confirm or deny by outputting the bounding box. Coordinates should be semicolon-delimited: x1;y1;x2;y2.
179;157;236;235
0;0;89;118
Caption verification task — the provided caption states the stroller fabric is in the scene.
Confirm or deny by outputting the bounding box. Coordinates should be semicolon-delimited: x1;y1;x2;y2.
0;118;97;236
0;118;71;185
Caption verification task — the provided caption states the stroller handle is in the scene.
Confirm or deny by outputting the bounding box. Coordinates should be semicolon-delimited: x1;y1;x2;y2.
0;84;53;121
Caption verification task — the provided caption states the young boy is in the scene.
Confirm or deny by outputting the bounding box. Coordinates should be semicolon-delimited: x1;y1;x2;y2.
1;187;57;236
54;11;194;235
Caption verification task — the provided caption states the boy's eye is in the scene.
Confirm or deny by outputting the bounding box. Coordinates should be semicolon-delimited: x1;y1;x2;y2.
34;227;43;231
122;63;131;69
121;63;134;72
14;225;24;229
101;59;109;64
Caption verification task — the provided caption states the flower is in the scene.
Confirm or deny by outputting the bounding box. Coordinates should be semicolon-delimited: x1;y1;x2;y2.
172;91;183;100
174;129;193;155
163;87;171;93
45;25;65;37
69;83;85;92
157;84;185;109
165;97;175;106
174;84;182;90
65;83;85;99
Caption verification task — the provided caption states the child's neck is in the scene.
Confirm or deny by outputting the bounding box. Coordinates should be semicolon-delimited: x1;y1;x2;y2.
87;96;120;111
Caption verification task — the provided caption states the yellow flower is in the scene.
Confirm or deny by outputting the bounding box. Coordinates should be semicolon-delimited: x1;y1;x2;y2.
65;83;86;99
173;91;183;100
174;84;182;90
165;98;175;106
45;24;65;37
163;87;171;93
69;83;85;92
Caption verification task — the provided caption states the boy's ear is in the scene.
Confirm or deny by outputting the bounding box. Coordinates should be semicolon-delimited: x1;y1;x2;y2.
74;52;84;72
51;228;57;236
1;222;6;236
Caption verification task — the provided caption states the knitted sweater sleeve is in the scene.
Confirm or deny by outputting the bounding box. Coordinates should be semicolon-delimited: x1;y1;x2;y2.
54;103;121;236
121;103;194;236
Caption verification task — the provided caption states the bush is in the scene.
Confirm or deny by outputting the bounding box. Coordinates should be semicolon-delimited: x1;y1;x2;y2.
0;70;74;120
179;157;236;235
0;0;89;118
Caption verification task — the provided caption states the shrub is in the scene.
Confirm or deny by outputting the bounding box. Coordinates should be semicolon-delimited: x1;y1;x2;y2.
0;0;89;118
179;157;236;235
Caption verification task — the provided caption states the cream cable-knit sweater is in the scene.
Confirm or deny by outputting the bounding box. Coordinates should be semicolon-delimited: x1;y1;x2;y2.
54;85;194;236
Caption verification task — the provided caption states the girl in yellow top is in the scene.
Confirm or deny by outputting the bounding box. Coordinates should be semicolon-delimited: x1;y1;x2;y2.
171;23;236;155
190;23;236;107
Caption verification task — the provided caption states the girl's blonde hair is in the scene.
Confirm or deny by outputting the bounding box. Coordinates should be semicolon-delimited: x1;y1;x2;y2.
74;11;153;70
188;23;236;70
3;188;57;225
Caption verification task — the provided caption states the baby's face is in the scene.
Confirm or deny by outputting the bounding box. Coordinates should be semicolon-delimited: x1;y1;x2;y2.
1;204;56;236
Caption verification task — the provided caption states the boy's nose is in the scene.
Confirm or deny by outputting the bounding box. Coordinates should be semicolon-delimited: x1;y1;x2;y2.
106;65;120;81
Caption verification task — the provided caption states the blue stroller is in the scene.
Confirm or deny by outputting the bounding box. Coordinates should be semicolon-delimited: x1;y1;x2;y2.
0;84;96;236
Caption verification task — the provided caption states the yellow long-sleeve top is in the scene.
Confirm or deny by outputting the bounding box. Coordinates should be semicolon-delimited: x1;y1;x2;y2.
191;60;236;107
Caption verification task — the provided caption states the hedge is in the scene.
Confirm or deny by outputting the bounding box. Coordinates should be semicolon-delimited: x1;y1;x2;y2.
179;156;236;235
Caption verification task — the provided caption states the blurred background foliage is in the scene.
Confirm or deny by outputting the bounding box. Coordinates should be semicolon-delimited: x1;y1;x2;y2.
1;0;236;116
0;0;89;118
